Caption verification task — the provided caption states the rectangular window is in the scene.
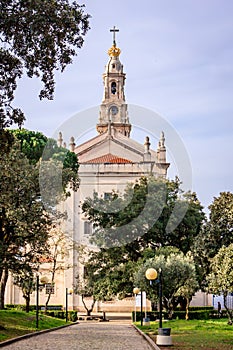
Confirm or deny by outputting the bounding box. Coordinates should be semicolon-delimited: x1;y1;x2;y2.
45;284;55;294
84;221;92;235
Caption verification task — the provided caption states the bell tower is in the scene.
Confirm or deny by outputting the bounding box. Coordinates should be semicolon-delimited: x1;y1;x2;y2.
97;27;131;137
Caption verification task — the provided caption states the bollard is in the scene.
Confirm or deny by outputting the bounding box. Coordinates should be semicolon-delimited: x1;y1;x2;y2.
157;328;172;346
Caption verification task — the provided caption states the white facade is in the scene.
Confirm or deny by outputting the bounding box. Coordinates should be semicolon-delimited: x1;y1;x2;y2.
5;30;212;312
58;33;169;311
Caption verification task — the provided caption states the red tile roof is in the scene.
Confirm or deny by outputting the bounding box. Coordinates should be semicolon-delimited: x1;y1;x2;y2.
83;153;132;164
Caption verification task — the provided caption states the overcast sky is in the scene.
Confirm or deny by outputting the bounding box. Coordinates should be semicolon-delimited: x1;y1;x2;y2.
14;0;233;213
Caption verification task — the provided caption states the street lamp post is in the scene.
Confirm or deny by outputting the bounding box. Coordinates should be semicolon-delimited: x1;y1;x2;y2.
36;276;48;329
133;287;140;323
36;276;39;329
145;267;172;346
65;288;73;322
140;290;143;326
145;268;162;328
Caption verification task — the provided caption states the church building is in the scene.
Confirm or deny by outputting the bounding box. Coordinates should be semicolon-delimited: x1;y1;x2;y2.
56;27;170;311
5;28;171;312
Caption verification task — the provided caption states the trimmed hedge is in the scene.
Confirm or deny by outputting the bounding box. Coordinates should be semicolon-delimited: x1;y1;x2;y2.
6;304;63;312
181;306;213;311
43;310;78;322
6;304;37;312
132;306;227;321
5;305;78;322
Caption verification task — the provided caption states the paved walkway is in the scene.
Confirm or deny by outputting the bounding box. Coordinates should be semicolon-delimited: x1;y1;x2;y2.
1;322;158;350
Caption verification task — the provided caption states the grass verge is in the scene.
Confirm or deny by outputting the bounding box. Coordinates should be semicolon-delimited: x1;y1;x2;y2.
0;310;69;343
136;319;233;350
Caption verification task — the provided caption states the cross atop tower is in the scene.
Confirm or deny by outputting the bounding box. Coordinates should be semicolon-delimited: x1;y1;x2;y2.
110;26;119;46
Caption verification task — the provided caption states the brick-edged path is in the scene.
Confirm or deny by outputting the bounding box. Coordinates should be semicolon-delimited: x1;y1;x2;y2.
1;322;158;350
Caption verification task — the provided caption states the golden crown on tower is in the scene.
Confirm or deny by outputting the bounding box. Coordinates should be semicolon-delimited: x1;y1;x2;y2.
108;44;121;57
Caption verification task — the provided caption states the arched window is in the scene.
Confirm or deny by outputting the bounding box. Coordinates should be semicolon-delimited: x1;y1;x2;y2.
111;81;116;94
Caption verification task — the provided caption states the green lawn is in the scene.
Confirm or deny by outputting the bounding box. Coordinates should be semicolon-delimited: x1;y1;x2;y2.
0;310;69;343
136;319;233;350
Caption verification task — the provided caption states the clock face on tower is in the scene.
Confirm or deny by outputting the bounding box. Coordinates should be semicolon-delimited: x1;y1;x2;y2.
110;105;118;115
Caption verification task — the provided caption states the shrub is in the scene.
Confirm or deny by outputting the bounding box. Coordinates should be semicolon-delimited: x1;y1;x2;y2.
5;304;63;312
69;311;78;322
132;306;227;321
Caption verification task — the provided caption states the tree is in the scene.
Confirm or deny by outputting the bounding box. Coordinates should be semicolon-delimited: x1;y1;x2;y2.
9;129;48;164
0;144;51;308
2;130;80;310
208;192;233;252
177;276;199;320
75;274;97;316
134;248;199;319
9;129;80;212
80;177;203;311
41;137;80;196
192;192;233;288
0;0;90;129
207;244;233;325
0;130;79;310
43;227;72;314
82;176;205;254
13;270;35;312
75;246;136;315
0;129;15;154
74;243;136;316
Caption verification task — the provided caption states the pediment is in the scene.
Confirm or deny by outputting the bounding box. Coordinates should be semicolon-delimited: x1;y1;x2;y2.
75;131;157;164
